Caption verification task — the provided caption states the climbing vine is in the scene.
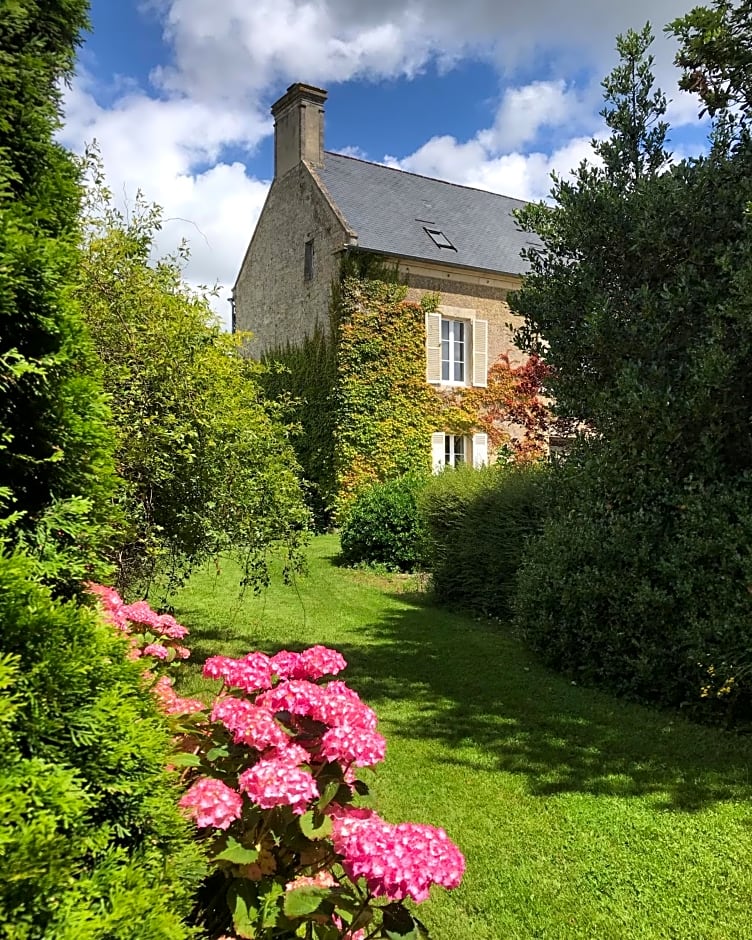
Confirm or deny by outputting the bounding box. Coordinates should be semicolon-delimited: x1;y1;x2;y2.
264;258;552;524
334;277;444;511
445;353;553;462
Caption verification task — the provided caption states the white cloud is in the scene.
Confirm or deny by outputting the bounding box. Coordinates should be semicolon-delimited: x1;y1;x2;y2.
389;132;597;203
149;0;693;105
384;79;599;201
61;72;270;327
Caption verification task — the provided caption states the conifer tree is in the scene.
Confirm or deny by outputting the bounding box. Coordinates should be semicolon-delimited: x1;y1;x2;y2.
0;4;205;935
0;0;117;585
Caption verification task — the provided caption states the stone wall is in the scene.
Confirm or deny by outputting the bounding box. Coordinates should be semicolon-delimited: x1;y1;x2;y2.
234;163;347;358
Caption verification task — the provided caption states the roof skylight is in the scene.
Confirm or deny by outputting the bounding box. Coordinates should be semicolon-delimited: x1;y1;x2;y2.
423;227;457;251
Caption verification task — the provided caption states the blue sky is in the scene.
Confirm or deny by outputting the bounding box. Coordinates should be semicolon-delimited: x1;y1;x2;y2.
63;0;709;326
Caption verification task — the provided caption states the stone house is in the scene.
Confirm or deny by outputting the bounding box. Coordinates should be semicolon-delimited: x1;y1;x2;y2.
233;83;537;476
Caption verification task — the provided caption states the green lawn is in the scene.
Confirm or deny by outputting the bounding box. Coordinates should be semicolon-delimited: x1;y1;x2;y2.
174;535;752;940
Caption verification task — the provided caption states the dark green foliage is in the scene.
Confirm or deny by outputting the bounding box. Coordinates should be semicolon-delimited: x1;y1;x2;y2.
262;323;338;529
670;0;752;119
339;472;429;571
515;450;752;719
420;463;547;617
0;0;118;587
0;552;205;939
78;179;311;598
511;24;752;720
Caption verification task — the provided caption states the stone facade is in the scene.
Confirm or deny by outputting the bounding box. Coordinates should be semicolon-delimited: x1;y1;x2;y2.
234;162;347;358
233;82;541;483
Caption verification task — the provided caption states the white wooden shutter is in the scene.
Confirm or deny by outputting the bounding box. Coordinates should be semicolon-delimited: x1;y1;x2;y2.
431;432;445;474
472;319;488;387
426;313;441;384
472;433;488;468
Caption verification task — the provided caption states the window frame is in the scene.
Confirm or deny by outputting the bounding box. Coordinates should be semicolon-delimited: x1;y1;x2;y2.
444;434;466;468
304;238;315;282
440;316;469;386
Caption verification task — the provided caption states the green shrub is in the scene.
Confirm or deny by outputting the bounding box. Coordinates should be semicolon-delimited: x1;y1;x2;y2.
420;462;548;617
78;178;311;599
340;472;428;571
0;552;205;939
514;454;752;721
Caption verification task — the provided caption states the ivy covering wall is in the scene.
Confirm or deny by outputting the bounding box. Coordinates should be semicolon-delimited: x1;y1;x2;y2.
263;255;550;527
333;276;443;512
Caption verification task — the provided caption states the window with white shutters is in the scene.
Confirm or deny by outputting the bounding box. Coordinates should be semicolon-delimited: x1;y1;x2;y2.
426;311;488;388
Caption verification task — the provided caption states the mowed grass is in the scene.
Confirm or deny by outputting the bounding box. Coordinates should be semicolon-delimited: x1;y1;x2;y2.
174;535;752;940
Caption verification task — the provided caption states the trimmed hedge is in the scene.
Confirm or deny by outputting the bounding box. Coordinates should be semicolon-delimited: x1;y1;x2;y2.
339;472;428;571
420;462;548;617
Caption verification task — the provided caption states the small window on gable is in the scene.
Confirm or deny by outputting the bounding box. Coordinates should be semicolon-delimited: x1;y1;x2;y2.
304;238;315;281
424;227;456;251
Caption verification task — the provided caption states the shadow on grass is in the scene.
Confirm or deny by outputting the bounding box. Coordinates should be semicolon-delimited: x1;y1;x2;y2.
330;596;752;814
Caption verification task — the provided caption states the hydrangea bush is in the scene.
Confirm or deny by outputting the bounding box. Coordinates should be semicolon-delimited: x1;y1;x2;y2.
181;649;463;939
87;582;192;666
90;584;464;938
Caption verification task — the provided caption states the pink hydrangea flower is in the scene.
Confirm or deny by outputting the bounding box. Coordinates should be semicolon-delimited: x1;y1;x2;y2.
121;601;161;630
175;645;191;660
143;643;169;660
153;676;204;716
269;650;303;679
257;679;328;719
179;777;243;830
203;653;273;693
266;742;310;766
330;807;465;903
269;646;347;681
285;870;337;891
156;614;189;639
86;582;130;631
211;697;289;751
238;755;318;814
318;683;378;731
319;723;386;768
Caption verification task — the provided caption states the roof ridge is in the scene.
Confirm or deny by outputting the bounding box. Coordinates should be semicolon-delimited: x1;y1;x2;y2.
323;150;528;205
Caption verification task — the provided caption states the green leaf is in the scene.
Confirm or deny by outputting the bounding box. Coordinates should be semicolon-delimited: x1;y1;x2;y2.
206;745;230;761
353;779;369;796
214;836;260;865
170;752;202;767
283;886;330;918
317;779;340;812
300;810;333;840
383;903;423;939
259;881;285;928
227;879;259;939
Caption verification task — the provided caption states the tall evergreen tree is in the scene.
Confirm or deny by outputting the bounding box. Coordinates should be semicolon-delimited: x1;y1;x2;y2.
0;0;117;585
0;5;205;936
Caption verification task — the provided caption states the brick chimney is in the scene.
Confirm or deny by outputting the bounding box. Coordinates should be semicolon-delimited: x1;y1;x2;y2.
271;83;328;179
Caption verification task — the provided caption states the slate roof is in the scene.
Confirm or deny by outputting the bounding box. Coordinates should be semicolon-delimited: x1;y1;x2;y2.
315;152;537;277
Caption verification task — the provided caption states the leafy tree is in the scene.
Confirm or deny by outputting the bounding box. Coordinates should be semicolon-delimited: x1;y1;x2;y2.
511;23;752;720
670;0;752;119
77;167;310;597
0;0;118;587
